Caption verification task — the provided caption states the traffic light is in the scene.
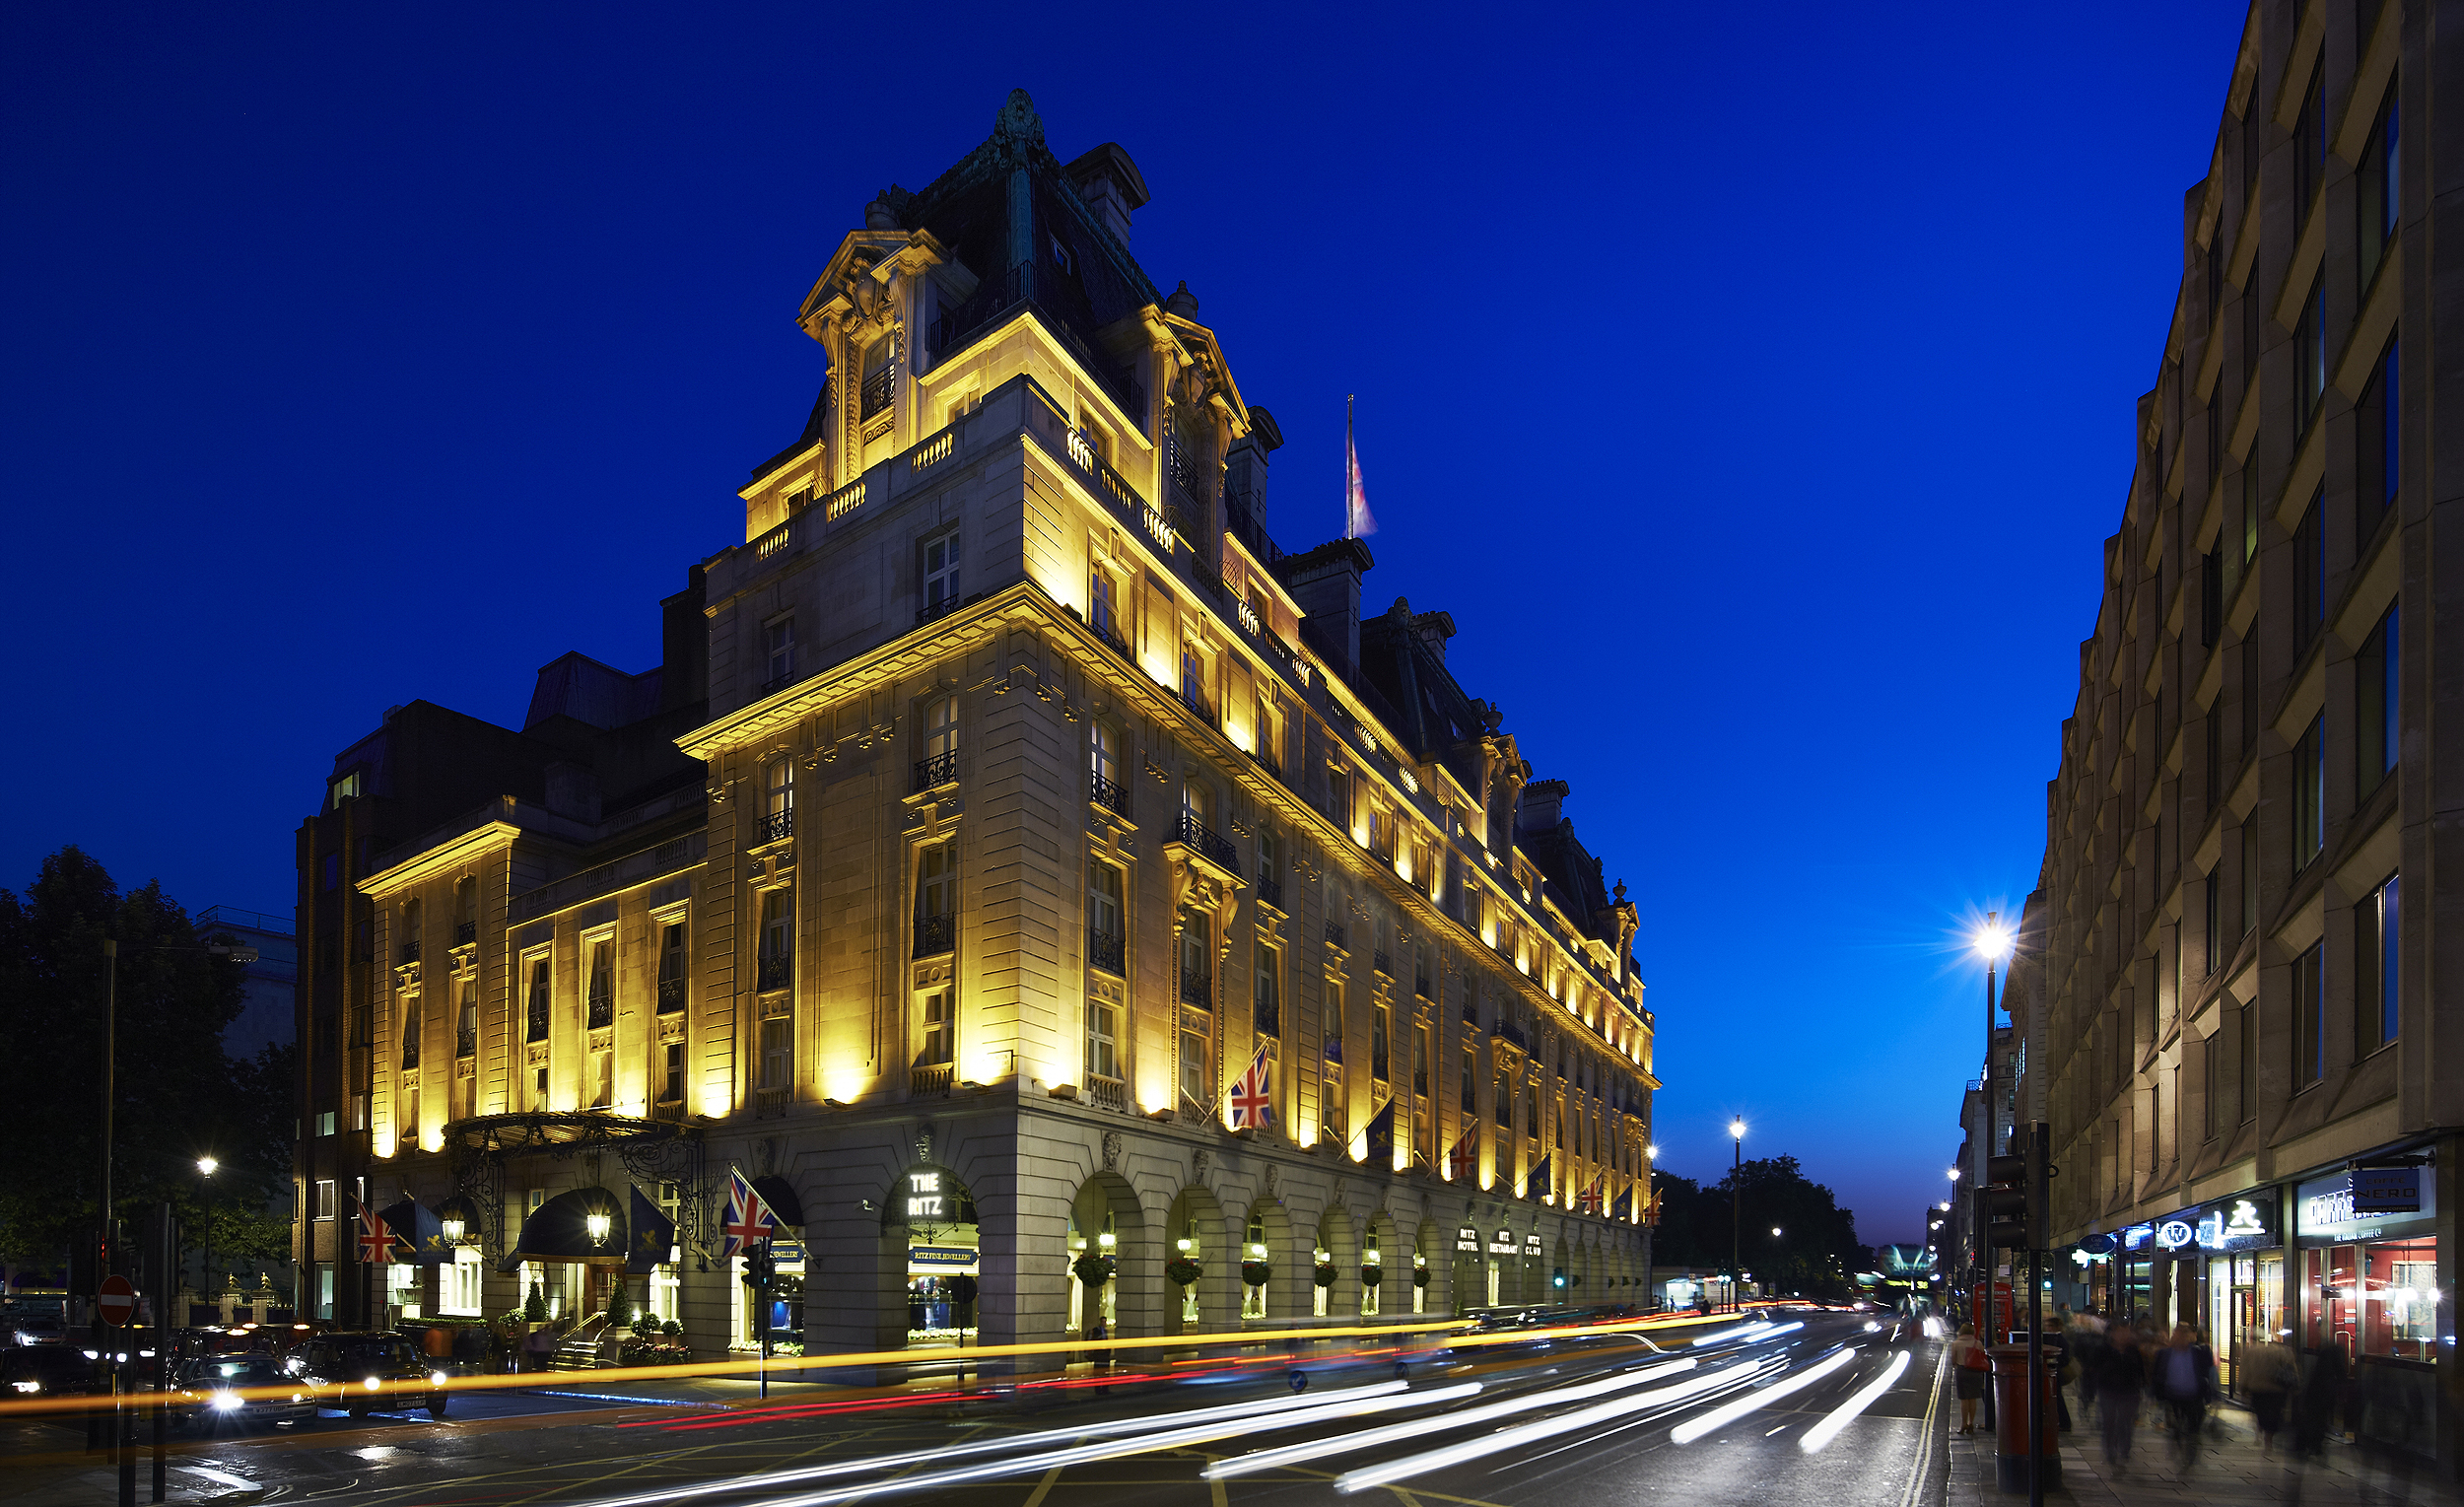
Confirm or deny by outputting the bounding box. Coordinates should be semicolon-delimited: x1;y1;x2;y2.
741;1244;775;1291
1983;1152;2030;1249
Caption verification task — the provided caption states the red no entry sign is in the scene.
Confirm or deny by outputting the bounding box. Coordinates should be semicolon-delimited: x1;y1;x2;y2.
97;1274;137;1327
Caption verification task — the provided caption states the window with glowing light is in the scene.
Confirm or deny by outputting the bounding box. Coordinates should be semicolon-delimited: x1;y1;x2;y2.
923;530;961;616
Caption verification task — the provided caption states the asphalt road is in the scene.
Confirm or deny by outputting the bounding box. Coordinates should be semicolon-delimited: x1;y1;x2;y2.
0;1312;1953;1507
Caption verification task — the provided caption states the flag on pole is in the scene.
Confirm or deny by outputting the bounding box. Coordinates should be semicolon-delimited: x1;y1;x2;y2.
1344;395;1377;538
628;1185;677;1275
720;1169;779;1259
355;1199;399;1266
1610;1183;1634;1222
1525;1154;1552;1203
1577;1176;1604;1216
1446;1124;1478;1184
377;1199;446;1266
1227;1044;1275;1130
1364;1098;1396;1167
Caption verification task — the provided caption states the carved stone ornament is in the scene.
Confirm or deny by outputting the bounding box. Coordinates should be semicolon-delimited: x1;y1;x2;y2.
1192;1148;1211;1180
1102;1130;1124;1173
915;1125;934;1165
757;1138;779;1177
1265;1164;1279;1200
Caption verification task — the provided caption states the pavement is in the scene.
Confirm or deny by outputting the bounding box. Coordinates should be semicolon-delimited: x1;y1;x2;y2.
1946;1387;2453;1507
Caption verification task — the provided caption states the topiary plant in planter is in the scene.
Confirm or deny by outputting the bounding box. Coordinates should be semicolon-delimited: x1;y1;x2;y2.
523;1281;548;1323
1165;1258;1203;1288
1071;1253;1116;1287
1241;1260;1273;1288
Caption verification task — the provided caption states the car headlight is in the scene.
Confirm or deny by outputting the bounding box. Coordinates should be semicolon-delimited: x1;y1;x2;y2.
1864;1321;1882;1332
429;1371;447;1387
213;1393;243;1412
11;1380;38;1394
364;1376;381;1391
291;1393;306;1404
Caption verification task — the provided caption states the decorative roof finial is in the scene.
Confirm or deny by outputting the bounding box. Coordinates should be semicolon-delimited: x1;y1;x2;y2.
994;89;1045;151
1164;279;1199;318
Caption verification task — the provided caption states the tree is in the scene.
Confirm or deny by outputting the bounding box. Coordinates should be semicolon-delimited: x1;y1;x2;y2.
0;848;256;1267
1647;1157;1864;1301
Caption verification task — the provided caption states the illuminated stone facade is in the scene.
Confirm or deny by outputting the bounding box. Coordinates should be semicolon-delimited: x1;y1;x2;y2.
298;93;1658;1359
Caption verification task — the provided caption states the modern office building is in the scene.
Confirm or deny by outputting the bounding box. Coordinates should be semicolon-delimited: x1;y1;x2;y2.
295;93;1660;1361
2007;0;2456;1458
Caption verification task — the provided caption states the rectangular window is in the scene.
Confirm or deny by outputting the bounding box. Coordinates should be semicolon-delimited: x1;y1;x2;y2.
2296;276;2326;426
919;985;954;1066
1325;980;1347;1137
764;616;794;690
1090;568;1117;640
1414;1022;1431;1097
1179;910;1211;1008
1370;1002;1391;1083
2357;873;2400;1054
759;1017;791;1093
2293;488;2325;646
1253;941;1279;1037
2293;714;2325;871
2241;814;2257;937
2357;339;2399;545
2202;549;2223;648
659;1042;684;1104
2359;84;2398;288
1462;1057;1475;1114
1085;994;1118;1083
760;887;792;972
322;853;339;892
2241;1001;2258;1123
914;843;954;957
2204;1023;2220;1141
586;938;613;1028
2293;941;2325;1088
590;1048;612;1108
526;954;552;1042
314;1179;336;1220
2240;633;2260;766
2241;466;2260;567
2294;64;2325;226
1089;719;1121;796
924;695;958;762
923;530;961;616
2204;866;2221;976
1328;764;1351;833
2358;603;2399;800
1181;1025;1209;1111
1088;858;1124;941
1494;1068;1511;1128
657;921;687;1012
457;976;477;1056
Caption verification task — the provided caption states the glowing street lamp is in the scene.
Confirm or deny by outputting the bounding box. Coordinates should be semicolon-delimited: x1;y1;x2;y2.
585;1211;612;1247
1729;1118;1746;1312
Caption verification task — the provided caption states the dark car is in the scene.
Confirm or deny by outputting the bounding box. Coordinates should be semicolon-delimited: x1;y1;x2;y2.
8;1313;67;1347
171;1354;315;1431
2;1345;100;1400
283;1333;448;1419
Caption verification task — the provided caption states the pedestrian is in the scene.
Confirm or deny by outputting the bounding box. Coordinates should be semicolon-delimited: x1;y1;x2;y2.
2153;1324;2217;1470
2070;1307;2107;1425
2241;1328;2293;1454
1950;1323;1990;1435
2293;1342;2347;1460
2089;1321;2146;1471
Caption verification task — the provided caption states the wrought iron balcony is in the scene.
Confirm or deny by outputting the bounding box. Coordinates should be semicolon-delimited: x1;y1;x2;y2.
656;977;686;1013
1256;874;1282;910
1172;811;1237;870
1088;926;1125;977
586;992;613;1030
913;913;955;959
1415;975;1432;999
916;594;965;627
1254;998;1279;1038
860;364;896;421
1372;950;1393;978
757;809;794;844
1371;1048;1389;1083
1325;922;1347;951
454;921;477;947
1492;1017;1529;1051
1089;772;1129;816
1178;685;1218;729
757;954;791;993
1168;438;1202;504
914;750;958;791
1246;746;1283;782
1179;968;1212;1008
399;940;421;966
760;670;798;696
456;1024;476;1059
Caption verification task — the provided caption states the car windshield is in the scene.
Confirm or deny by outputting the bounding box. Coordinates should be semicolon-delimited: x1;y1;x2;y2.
337;1338;417;1370
194;1358;281;1387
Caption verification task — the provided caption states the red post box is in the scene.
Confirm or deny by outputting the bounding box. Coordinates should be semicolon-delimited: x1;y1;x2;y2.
1988;1345;2060;1494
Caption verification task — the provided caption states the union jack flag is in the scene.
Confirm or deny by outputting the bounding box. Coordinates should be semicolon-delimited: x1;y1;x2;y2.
720;1169;778;1259
1446;1125;1477;1183
356;1199;398;1265
1227;1044;1275;1130
1577;1176;1604;1215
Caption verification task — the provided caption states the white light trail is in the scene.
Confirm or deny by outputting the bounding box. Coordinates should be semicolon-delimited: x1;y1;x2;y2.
745;1381;1484;1507
1669;1346;1858;1444
563;1380;1424;1507
1688;1321;1773;1346
1333;1359;1775;1494
1799;1349;1912;1452
1206;1359;1697;1479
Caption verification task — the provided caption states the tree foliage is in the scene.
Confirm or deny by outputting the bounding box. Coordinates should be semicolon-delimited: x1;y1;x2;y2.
1651;1155;1865;1300
0;847;289;1270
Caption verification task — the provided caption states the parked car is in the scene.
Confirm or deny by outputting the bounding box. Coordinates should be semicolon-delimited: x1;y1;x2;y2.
171;1354;315;1431
9;1313;66;1347
282;1333;449;1419
2;1345;99;1399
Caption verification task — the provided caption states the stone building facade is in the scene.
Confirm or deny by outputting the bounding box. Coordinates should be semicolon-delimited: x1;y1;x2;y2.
296;93;1658;1362
2009;0;2460;1458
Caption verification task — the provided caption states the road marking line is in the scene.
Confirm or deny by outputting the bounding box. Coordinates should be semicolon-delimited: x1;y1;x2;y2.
1764;1424;1789;1436
1899;1341;1949;1507
1018;1462;1065;1507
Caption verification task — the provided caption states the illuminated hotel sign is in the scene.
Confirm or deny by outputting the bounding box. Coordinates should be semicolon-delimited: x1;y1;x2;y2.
1456;1226;1480;1254
906;1170;948;1220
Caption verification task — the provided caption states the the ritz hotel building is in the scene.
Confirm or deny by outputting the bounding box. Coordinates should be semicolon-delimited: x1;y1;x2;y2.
291;92;1659;1366
2009;0;2464;1462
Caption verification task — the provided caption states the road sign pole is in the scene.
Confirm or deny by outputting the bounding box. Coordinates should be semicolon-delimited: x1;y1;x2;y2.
153;1201;174;1504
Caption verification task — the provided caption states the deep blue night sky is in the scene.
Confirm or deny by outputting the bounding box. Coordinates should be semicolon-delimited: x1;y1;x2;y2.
2;2;2245;1247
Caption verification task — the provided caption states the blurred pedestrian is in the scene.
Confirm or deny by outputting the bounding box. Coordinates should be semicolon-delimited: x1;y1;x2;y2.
2293;1342;2347;1460
2090;1322;2146;1471
2154;1324;2216;1470
2242;1328;2293;1454
1951;1323;1989;1435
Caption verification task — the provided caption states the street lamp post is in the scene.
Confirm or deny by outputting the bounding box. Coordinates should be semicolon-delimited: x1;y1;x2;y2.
193;1159;217;1321
1729;1119;1745;1312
